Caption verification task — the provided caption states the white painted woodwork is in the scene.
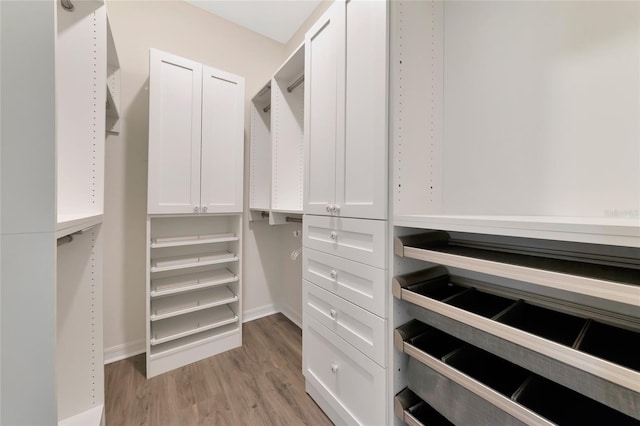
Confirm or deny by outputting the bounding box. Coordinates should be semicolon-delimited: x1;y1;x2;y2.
271;45;305;213
200;66;245;213
303;314;386;425
146;215;242;378
391;1;640;246
249;84;272;211
304;3;341;216
148;51;244;214
148;50;202;214
305;0;388;220
106;18;121;134
304;280;387;367
338;0;388;220
303;214;387;268
303;247;387;317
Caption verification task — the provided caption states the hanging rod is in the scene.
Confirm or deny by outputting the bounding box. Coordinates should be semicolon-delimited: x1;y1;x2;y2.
61;0;74;11
261;211;269;219
257;83;271;97
287;75;305;93
286;216;302;224
56;225;96;247
263;104;271;113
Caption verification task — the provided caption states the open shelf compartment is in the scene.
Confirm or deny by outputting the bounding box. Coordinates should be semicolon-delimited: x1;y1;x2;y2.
150;304;238;346
150;232;238;248
394;388;454;426
150;251;238;273
150;285;238;321
150;269;237;298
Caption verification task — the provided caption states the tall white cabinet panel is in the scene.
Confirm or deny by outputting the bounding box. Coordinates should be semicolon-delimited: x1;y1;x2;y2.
148;50;244;215
304;3;342;216
148;50;203;214
201;66;245;213
147;50;244;377
304;0;388;220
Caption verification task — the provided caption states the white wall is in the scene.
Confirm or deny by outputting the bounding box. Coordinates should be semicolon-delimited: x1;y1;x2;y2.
103;0;287;361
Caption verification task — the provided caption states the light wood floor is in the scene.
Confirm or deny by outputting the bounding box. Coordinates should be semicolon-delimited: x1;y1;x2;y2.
105;314;332;425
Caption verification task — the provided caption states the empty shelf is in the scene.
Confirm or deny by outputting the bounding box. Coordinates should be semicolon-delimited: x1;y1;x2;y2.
395;388;453;426
150;232;238;248
150;286;238;321
394;266;640;419
150;269;238;298
150;305;238;345
149;322;239;359
394;232;640;312
150;251;238;273
514;375;639;426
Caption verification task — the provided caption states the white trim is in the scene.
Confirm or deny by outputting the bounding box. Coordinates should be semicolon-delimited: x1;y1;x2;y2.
277;304;302;329
242;304;278;323
103;339;145;365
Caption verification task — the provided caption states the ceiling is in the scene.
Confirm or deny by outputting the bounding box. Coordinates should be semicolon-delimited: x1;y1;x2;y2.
185;0;323;44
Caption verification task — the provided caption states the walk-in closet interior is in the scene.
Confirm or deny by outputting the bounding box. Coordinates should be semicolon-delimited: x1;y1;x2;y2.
1;0;638;425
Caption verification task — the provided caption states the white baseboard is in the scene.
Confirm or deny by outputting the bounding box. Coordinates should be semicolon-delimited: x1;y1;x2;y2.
277;304;302;329
242;304;278;323
104;338;145;365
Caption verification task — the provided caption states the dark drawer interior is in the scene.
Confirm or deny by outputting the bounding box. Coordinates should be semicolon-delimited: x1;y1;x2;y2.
514;375;639;425
495;301;587;346
409;279;467;301
445;288;515;318
409;326;465;360
577;321;640;371
408;400;454;426
442;345;529;397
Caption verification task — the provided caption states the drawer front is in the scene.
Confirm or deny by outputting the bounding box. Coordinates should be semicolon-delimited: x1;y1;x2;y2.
303;314;386;426
303;215;387;268
304;280;387;366
303;248;387;317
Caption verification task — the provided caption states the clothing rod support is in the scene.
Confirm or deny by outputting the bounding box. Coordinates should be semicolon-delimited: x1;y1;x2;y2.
263;104;271;113
257;83;271;97
285;216;302;224
61;0;74;11
287;75;305;93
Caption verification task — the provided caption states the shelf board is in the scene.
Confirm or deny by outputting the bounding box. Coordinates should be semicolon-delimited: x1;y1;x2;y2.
149;322;239;360
150;251;238;273
150;232;238;248
150;305;238;346
150;286;238;321
58;404;104;426
394;214;640;248
56;214;103;238
151;269;238;298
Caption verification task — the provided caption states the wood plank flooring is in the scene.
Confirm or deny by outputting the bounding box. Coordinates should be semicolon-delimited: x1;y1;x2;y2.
105;314;332;425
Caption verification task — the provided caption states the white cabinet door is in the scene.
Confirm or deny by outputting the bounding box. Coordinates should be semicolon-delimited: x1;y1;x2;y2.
201;66;245;213
337;0;388;220
304;0;388;219
148;49;202;214
304;2;344;216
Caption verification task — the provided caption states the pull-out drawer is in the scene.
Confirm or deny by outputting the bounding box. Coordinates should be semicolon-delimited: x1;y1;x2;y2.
303;215;387;268
303;247;387;317
303;315;386;426
304;280;386;366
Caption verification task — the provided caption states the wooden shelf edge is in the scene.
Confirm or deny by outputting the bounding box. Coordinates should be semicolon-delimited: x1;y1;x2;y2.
150;314;238;346
150;254;239;273
150;295;239;321
151;275;238;298
56;214;103;238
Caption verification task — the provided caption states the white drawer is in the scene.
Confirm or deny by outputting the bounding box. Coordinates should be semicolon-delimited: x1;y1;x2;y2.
303;314;386;426
304;280;386;367
303;215;387;268
303;248;387;317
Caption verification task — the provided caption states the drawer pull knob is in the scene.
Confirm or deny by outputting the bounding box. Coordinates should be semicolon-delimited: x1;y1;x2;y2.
330;270;337;280
330;231;337;241
326;204;332;212
330;309;337;320
333;205;340;213
331;363;338;374
193;206;200;213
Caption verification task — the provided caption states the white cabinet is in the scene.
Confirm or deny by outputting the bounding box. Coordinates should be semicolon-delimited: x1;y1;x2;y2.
148;49;245;215
146;215;242;378
304;0;388;220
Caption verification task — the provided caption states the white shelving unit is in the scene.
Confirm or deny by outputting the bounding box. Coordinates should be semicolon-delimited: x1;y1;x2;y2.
249;44;305;225
146;215;242;378
391;0;640;248
1;1;113;424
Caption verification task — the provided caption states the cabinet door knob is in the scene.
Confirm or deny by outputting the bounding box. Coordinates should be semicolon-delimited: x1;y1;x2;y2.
326;204;332;212
202;206;208;213
330;363;338;374
330;309;337;319
193;206;200;213
330;231;337;241
330;270;337;280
